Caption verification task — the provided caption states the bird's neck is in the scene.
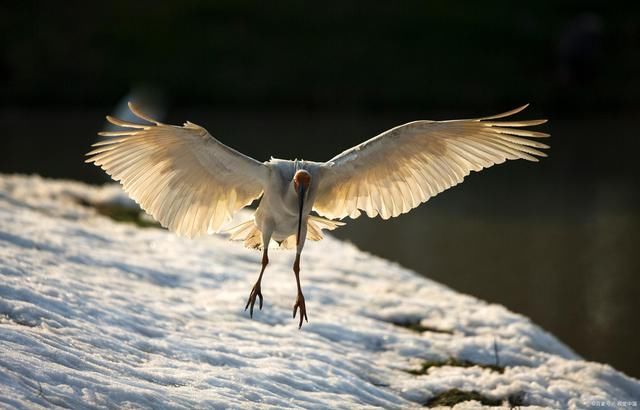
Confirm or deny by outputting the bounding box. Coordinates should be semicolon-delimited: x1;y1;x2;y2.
284;182;312;216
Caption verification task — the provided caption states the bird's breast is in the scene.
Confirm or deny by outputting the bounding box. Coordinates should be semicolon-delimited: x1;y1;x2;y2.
254;187;315;239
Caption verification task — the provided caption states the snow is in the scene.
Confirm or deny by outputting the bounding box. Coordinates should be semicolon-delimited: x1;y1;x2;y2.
0;174;638;409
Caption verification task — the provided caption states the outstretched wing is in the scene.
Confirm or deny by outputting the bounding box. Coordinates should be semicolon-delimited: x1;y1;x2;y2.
86;103;268;238
313;105;549;220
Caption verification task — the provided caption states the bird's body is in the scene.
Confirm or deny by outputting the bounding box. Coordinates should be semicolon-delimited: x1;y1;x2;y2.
87;103;549;328
254;160;318;245
224;159;336;251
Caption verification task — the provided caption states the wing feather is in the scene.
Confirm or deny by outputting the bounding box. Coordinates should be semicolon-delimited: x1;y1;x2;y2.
86;103;268;238
314;105;549;220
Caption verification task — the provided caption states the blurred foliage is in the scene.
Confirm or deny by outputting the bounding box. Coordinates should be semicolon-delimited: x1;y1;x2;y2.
406;358;504;375
425;389;503;407
389;319;453;334
1;1;638;112
91;203;161;229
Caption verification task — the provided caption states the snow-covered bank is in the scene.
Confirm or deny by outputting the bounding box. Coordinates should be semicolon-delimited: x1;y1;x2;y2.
0;175;638;409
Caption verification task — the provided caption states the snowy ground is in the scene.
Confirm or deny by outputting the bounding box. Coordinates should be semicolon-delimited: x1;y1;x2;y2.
0;174;638;409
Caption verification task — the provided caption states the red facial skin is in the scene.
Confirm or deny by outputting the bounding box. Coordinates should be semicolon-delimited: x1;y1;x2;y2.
293;170;311;191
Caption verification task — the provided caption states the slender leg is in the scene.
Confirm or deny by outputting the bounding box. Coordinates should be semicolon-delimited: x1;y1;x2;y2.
245;229;272;318
292;252;308;329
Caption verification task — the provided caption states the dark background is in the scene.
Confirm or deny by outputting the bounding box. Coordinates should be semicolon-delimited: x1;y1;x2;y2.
2;1;639;377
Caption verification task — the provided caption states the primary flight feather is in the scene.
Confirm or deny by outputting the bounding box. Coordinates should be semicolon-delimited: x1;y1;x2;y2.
87;103;549;328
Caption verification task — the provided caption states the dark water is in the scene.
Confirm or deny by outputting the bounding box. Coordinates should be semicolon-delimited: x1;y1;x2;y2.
335;186;640;376
1;108;638;378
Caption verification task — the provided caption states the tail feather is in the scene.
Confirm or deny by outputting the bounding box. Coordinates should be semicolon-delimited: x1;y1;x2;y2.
307;215;345;241
224;215;345;250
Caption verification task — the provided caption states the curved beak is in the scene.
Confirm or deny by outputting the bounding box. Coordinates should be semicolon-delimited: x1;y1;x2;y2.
296;185;305;246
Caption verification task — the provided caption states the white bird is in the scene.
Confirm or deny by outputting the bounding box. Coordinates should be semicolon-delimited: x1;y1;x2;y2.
86;103;549;328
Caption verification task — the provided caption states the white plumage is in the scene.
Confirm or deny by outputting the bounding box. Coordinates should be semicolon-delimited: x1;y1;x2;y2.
314;105;548;220
87;103;549;328
86;104;268;238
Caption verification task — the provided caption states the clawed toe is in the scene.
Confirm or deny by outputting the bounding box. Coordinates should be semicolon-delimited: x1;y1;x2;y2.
292;293;308;329
245;284;263;318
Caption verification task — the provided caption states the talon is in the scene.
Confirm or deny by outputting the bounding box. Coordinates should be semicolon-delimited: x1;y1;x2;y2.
245;283;263;319
292;292;308;329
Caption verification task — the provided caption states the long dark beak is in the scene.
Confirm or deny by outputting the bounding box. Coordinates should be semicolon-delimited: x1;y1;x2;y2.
296;185;305;246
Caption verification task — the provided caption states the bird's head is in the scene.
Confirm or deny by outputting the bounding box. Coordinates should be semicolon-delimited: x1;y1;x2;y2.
293;170;312;246
293;169;311;193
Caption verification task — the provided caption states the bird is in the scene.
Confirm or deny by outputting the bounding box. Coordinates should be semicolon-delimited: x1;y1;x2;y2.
86;103;549;329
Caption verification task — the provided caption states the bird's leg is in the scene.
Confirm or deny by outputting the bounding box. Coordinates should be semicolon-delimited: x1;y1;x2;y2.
245;248;268;318
292;252;308;329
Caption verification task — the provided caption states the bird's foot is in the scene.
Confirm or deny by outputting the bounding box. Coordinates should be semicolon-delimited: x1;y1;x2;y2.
244;283;263;318
292;291;308;329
